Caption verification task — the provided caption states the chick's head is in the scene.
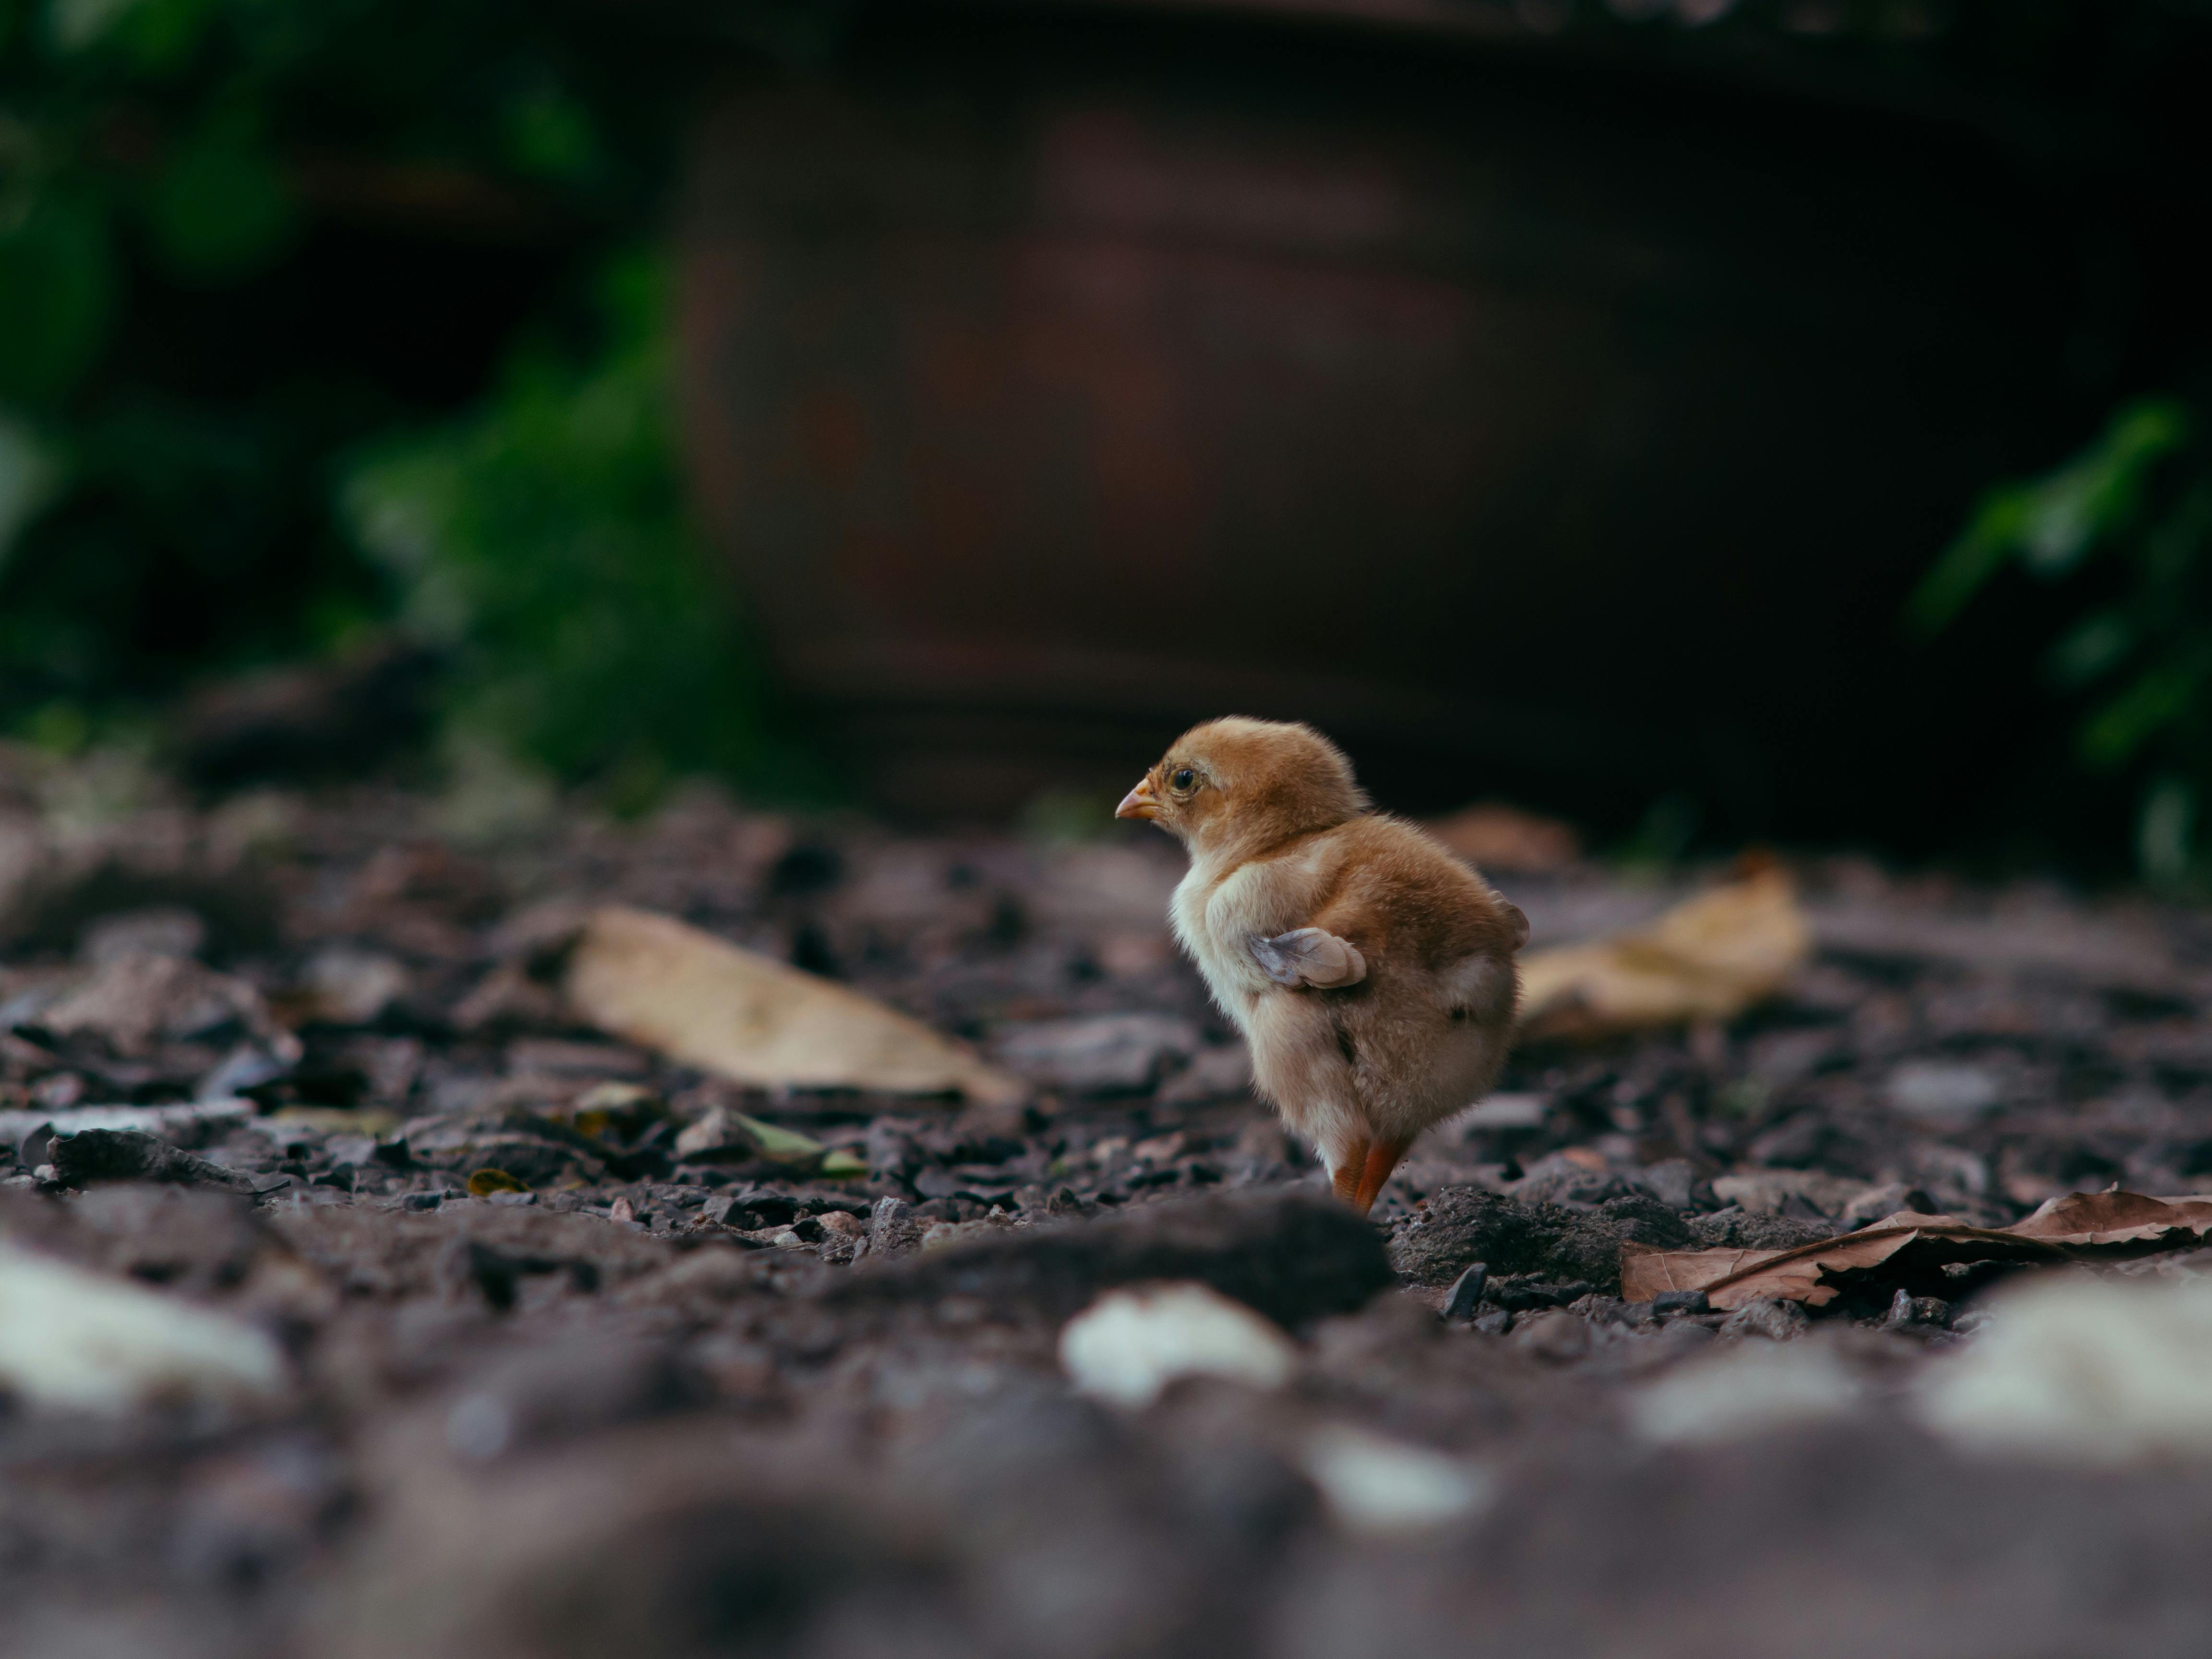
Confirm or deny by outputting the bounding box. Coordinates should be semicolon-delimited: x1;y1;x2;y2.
1115;716;1367;856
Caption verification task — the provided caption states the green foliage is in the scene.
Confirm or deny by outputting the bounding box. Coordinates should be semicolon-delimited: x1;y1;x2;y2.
344;256;778;805
145;111;295;279
0;191;114;403
0;0;804;799
1910;399;2212;881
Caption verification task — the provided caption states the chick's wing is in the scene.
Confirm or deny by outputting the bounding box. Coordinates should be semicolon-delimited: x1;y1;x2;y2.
1251;927;1368;989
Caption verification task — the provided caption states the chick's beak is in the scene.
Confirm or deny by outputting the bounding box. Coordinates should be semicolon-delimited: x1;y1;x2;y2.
1115;777;1161;821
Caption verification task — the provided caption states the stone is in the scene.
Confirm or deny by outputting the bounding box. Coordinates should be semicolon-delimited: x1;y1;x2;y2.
1630;1158;1698;1211
35;953;274;1059
992;1013;1202;1094
700;1194;741;1226
299;947;411;1026
1630;1339;1863;1444
866;1195;922;1258
0;1241;288;1414
1443;1262;1489;1322
79;907;207;964
1297;1425;1494;1534
1157;1041;1255;1104
1511;1309;1592;1363
1887;1061;2002;1125
50;1129;260;1193
1060;1282;1297;1405
1882;1288;1951;1332
1488;1276;1595;1312
1452;1093;1549;1131
1718;1298;1811;1342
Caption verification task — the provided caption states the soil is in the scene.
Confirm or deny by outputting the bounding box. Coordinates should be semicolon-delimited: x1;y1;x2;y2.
6;757;2212;1658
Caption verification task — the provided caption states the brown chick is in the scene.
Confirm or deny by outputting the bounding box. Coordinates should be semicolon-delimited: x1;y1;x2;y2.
1116;717;1527;1215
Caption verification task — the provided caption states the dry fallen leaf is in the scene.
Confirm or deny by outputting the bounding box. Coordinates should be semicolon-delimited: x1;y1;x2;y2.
1516;867;1810;1040
672;1104;829;1167
563;906;1023;1105
1622;1190;2212;1310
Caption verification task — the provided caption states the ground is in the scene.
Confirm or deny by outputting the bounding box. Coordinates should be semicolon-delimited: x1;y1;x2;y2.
4;753;2212;1658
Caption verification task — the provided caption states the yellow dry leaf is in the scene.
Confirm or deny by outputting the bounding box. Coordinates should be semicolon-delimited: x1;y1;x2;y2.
563;906;1023;1105
1516;868;1810;1040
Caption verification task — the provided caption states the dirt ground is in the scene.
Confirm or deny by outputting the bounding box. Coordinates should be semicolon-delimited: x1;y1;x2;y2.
6;751;2212;1659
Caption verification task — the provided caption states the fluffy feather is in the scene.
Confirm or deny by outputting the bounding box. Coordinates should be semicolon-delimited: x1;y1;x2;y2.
1117;716;1527;1213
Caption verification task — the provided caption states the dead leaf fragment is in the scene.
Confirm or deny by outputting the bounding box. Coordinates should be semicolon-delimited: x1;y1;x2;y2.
671;1105;826;1167
466;1169;529;1197
1622;1189;2212;1310
2007;1188;2212;1246
561;906;1022;1104
1517;868;1810;1040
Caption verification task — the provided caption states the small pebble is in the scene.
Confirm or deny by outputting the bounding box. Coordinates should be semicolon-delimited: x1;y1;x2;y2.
1511;1310;1591;1363
1443;1263;1488;1322
1882;1287;1951;1331
1718;1298;1811;1342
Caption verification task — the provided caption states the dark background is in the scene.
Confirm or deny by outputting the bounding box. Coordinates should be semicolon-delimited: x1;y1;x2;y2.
4;0;2211;866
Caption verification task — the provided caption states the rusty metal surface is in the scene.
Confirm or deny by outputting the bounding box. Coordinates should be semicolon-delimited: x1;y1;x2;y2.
677;10;2094;826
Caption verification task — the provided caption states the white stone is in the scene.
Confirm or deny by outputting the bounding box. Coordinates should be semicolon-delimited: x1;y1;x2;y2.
0;1244;287;1415
1629;1338;1862;1444
1887;1061;2002;1124
1298;1425;1494;1534
995;1013;1202;1094
1058;1283;1296;1407
301;946;410;1025
1453;1093;1549;1131
1914;1273;2212;1465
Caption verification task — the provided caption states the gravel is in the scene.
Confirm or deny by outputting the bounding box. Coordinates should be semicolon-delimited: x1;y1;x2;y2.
5;760;2212;1655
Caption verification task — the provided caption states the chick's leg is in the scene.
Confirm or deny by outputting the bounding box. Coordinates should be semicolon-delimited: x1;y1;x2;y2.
1350;1138;1410;1216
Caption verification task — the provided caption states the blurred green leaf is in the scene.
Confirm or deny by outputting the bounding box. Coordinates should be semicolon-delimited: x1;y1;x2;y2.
0;191;113;403
2077;657;2206;770
108;0;224;71
502;81;601;183
2139;776;2196;886
0;408;63;565
345;252;773;797
46;0;147;53
1917;392;2212;879
21;698;89;754
2019;400;2190;575
0;0;814;793
2044;610;2134;689
1905;486;2032;637
1907;398;2191;636
145;122;294;280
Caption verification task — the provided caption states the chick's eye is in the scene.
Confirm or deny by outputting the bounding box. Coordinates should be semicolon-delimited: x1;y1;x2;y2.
1171;768;1197;792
